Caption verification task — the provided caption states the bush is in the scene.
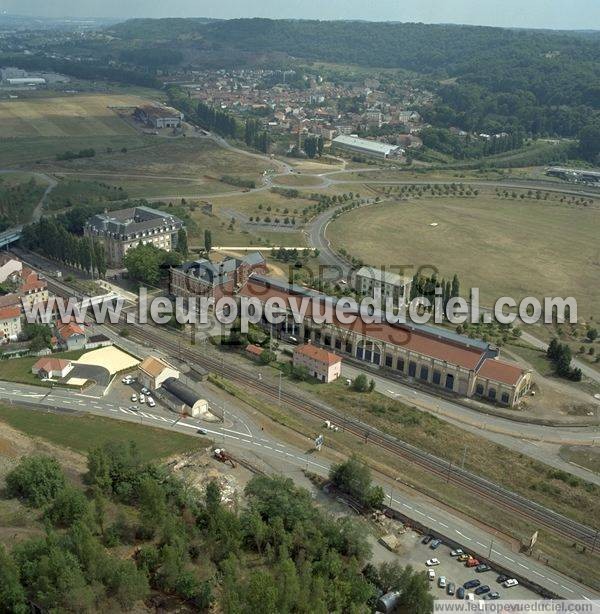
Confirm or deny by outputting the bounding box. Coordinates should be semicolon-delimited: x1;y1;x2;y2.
46;486;91;527
6;456;66;507
352;373;370;392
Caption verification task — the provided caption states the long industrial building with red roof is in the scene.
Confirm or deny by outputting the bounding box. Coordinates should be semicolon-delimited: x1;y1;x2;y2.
237;275;532;407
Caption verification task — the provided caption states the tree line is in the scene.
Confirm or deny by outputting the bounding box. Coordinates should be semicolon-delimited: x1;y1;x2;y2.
244;118;270;153
0;442;434;612
20;217;106;278
547;338;583;382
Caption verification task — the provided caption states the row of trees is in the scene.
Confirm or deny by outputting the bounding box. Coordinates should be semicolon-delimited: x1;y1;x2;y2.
20;217;107;278
244;118;270;153
0;441;434;612
547;339;583;381
0;177;45;230
196;101;238;138
303;135;324;159
409;272;460;311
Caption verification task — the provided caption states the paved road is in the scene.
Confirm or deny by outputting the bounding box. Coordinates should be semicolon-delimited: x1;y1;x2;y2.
0;377;597;601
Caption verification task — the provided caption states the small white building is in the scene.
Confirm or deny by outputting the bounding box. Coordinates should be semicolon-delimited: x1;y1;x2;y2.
32;357;73;379
293;344;342;383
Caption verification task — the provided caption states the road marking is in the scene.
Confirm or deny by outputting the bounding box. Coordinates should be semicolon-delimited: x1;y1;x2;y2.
426;515;435;521
561;585;574;593
531;570;544;577
415;510;426;517
242;439;252;444
518;563;529;570
547;578;559;585
504;556;515;563
476;541;486;547
438;522;449;528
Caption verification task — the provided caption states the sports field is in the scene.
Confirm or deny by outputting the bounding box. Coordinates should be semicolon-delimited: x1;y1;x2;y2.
0;94;142;138
328;194;600;319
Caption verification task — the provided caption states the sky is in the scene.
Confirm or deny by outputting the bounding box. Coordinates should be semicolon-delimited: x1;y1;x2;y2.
1;0;599;30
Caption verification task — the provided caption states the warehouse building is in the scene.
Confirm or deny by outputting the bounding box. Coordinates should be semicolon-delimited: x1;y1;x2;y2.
160;377;208;417
238;276;532;407
134;105;184;129
332;134;403;159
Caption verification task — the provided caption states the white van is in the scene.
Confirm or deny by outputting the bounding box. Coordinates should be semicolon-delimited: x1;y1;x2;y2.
427;569;435;581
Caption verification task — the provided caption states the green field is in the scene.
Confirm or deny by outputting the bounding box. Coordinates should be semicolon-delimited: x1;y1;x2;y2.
328;193;600;319
0;350;88;386
0;404;201;461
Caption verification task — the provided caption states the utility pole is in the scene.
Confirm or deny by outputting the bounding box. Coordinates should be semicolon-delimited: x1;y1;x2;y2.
461;445;468;470
278;372;282;406
446;460;453;483
488;531;496;558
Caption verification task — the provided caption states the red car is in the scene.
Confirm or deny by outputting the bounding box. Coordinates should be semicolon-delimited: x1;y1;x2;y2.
466;557;480;567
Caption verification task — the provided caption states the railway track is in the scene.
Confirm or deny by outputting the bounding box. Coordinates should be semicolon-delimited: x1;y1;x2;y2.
44;276;599;550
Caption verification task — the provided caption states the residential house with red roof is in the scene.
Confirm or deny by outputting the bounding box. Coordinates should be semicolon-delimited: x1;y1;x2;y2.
293;343;342;383
32;357;74;379
0;305;22;343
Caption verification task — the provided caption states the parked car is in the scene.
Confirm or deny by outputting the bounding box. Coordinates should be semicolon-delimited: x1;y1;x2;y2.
456;587;465;599
131;393;137;402
427;569;435;581
438;576;446;588
457;554;471;562
466;557;480;567
485;592;500;600
450;549;464;557
463;579;481;590
475;585;490;595
141;387;149;395
476;564;491;573
139;394;146;404
496;574;508;584
147;397;155;408
421;535;433;545
503;579;519;588
122;377;131;384
430;539;442;549
197;428;207;435
446;582;455;596
129;405;138;411
426;559;440;567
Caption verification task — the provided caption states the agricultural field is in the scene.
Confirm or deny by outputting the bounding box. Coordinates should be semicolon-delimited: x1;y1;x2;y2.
328;192;600;319
0;93;143;138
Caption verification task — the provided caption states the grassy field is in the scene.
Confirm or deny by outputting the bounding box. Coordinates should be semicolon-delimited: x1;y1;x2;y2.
48;137;270;182
0;94;143;138
0;404;201;461
0;350;88;386
328;193;600;319
560;445;600;474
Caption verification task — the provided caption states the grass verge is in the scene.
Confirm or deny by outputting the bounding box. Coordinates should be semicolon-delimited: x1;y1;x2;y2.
0;404;201;461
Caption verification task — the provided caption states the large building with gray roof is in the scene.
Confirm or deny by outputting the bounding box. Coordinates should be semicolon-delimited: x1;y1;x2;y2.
84;206;184;267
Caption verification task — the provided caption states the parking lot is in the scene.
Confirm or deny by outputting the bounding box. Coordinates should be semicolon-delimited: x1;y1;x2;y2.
393;530;541;601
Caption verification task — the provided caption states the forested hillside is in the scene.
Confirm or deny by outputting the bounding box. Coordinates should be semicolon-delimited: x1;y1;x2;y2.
104;18;600;137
